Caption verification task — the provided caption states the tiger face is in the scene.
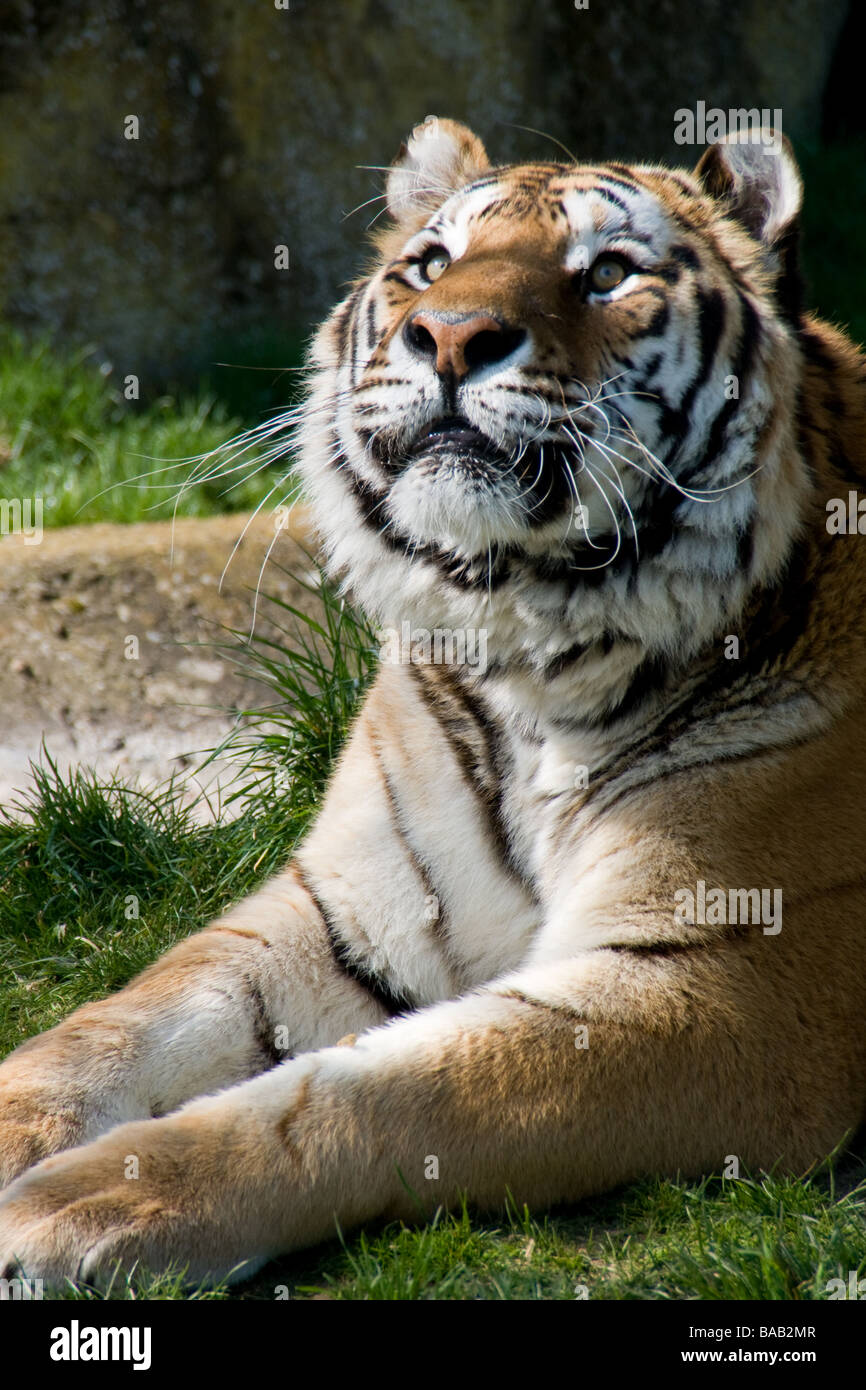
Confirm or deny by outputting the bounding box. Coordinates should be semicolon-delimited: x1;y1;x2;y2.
299;119;811;720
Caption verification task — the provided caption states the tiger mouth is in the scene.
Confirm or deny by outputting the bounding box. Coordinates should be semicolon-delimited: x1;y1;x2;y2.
408;416;507;467
368;414;512;475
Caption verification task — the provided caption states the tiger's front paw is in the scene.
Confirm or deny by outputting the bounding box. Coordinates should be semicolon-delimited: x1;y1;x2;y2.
0;1113;265;1290
0;1127;171;1290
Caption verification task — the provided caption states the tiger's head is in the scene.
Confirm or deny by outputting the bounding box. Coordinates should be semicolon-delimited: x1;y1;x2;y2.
298;118;812;724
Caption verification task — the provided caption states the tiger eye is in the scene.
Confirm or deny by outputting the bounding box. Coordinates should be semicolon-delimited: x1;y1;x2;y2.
589;256;628;293
423;249;451;282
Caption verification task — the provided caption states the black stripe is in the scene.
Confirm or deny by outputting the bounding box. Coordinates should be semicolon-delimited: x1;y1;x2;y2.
246;978;287;1070
637;350;663;382
627;295;669;341
369;731;452;952
594;170;645;196
462;174;509;196
296;867;415;1018
736;517;756;575
731;536;817;678
798;325;864;485
653;260;685;287
681;291;759;485
348;286;363;386
669;242;700;271
773;222;803;328
594;652;670;728
497;987;585;1021
799;323;838;375
594;186;630;216
666;173;699;197
618;230;655;248
543;638;591;680
688;286;726;399
366;293;379;351
438;667;508;800
519;537;623;589
607;927;750;958
517;441;578;526
476;200;508;223
430;672;536;889
658;286;727;467
413;664;535;892
331;294;357;362
410;662;498;801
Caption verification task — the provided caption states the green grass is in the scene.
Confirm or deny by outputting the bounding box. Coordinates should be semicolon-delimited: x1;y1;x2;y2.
1;580;864;1301
251;1171;866;1301
0;329;301;528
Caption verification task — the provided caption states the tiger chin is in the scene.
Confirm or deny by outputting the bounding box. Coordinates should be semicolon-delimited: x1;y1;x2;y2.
2;116;866;1292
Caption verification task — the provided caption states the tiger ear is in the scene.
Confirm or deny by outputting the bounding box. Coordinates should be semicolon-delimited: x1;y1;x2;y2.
694;132;802;246
386;117;490;226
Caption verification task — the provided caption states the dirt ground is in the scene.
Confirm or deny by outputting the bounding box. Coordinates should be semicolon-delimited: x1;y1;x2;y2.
0;508;324;818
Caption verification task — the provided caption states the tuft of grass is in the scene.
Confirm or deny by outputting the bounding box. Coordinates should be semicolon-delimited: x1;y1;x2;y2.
51;1262;234;1302
199;560;379;818
0;759;274;1049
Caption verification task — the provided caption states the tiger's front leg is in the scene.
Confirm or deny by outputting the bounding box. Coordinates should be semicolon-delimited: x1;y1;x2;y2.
0;862;388;1190
0;931;851;1289
0;664;536;1189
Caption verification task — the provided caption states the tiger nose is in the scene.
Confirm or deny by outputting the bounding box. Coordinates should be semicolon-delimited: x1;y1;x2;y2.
404;311;525;379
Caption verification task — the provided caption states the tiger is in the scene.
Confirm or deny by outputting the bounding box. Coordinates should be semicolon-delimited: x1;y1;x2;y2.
2;115;866;1290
